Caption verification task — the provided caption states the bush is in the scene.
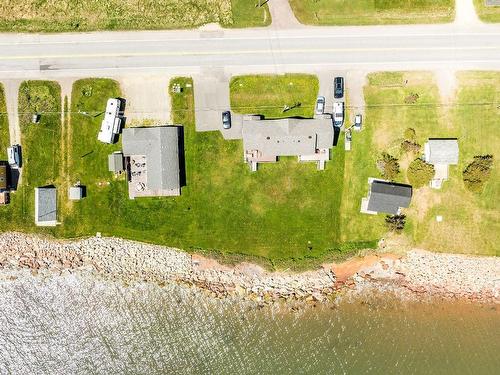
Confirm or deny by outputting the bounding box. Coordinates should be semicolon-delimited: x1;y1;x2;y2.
404;92;419;104
404;127;416;141
407;158;434;188
385;214;406;233
401;140;421;153
376;152;400;180
463;155;494;192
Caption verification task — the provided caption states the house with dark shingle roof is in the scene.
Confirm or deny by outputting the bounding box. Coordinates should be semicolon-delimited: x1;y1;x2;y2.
35;186;57;226
361;179;412;215
122;126;183;199
424;138;459;189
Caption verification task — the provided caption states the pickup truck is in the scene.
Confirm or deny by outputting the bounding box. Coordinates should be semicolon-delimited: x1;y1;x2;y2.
333;102;344;127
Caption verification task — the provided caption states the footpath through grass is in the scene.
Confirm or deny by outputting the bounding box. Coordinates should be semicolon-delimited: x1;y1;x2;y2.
289;0;454;25
473;0;500;22
0;0;270;32
0;84;9;159
349;71;499;256
230;74;319;119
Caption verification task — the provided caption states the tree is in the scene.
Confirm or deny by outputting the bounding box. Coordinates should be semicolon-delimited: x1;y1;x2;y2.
376;152;400;180
401;140;421;154
407;158;434;188
385;214;406;233
463;155;494;192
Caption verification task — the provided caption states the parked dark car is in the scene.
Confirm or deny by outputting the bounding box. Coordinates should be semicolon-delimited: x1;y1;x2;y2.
334;77;344;99
222;111;231;129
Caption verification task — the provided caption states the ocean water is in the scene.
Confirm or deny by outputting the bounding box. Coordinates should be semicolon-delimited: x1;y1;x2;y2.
0;272;499;375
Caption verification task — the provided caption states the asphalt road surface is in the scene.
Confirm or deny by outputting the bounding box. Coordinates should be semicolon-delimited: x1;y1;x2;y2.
0;22;499;78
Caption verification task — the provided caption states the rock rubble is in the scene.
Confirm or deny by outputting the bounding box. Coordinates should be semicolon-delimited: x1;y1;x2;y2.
0;232;498;304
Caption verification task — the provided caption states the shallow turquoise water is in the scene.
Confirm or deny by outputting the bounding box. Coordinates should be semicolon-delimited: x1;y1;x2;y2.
0;273;498;374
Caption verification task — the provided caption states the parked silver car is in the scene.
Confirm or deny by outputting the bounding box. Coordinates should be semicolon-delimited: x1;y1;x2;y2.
315;96;325;115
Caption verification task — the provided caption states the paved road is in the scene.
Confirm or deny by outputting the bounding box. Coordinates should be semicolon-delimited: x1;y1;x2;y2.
0;23;499;79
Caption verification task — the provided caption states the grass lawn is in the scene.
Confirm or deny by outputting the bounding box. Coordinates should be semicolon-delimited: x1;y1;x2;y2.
0;0;269;32
351;71;499;256
225;0;271;28
473;0;500;22
0;84;9;159
289;0;454;25
230;74;319;119
0;81;62;233
55;76;359;270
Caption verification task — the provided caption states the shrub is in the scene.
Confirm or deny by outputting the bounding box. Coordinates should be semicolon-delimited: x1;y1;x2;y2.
385;214;406;233
463;155;494;192
404;127;416;141
407;158;435;188
401;140;421;154
404;92;419;104
376;152;400;180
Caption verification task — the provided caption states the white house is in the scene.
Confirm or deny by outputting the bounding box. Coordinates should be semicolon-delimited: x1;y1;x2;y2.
423;139;459;189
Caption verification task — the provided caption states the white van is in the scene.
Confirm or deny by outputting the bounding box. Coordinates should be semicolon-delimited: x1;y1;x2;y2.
7;145;21;168
333;102;344;127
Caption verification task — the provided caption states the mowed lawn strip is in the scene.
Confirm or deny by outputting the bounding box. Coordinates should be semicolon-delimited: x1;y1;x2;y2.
289;0;454;25
0;81;62;233
416;71;499;256
473;0;500;22
0;0;269;32
230;74;319;119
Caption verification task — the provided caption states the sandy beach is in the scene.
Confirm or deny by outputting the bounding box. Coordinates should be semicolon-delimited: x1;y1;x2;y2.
0;232;498;304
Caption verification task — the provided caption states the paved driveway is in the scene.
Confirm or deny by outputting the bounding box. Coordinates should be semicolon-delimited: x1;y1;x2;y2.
193;71;243;140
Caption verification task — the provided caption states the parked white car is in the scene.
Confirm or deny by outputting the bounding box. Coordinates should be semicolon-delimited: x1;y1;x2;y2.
315;96;325;115
354;114;362;131
7;145;21;168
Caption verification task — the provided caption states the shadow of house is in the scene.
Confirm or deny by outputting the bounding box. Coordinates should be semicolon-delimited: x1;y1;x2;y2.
177;126;186;187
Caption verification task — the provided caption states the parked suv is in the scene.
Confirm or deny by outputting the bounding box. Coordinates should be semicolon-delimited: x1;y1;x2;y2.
333;102;344;127
7;144;21;168
222;111;231;129
334;77;344;99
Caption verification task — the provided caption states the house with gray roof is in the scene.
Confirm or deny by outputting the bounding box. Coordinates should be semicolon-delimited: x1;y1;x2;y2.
241;116;334;171
361;179;412;215
122;126;183;199
424;138;459;189
35;186;57;226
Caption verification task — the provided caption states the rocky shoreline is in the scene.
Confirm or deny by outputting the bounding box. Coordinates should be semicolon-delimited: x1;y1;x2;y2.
0;232;498;304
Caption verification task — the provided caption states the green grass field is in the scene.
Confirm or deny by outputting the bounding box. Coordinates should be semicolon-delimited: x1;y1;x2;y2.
0;0;269;32
289;0;454;25
230;74;319;119
473;0;500;22
348;71;499;256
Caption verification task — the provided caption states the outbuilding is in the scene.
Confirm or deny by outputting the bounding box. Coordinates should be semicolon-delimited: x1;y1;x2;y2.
68;186;84;200
35;186;57;226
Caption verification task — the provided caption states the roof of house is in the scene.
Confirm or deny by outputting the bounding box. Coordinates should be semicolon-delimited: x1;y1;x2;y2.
122;126;181;191
242;118;334;157
367;181;412;214
35;187;57;223
108;152;124;173
424;139;459;165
